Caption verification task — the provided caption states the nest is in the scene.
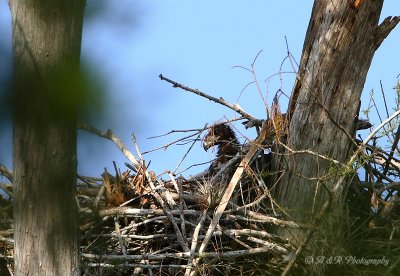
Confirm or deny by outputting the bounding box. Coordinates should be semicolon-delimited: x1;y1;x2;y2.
0;115;298;275
73;127;296;275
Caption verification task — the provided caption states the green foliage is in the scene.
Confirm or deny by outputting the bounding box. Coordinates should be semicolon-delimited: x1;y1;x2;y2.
45;60;106;122
361;89;374;118
13;58;105;125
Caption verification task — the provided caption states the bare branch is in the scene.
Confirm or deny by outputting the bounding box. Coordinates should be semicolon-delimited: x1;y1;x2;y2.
0;164;12;182
374;16;400;49
159;74;255;121
78;124;139;166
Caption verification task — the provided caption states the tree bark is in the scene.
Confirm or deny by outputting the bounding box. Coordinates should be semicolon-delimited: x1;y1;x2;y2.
274;0;399;247
10;0;86;275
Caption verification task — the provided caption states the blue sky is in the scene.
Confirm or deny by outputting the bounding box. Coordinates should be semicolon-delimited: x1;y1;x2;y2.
1;1;400;179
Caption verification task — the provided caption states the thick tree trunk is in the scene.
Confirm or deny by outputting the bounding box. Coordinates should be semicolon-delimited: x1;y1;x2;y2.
274;0;399;248
10;0;85;275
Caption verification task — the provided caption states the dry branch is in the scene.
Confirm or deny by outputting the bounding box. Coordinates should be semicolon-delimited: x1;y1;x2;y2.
82;245;280;261
159;74;256;121
0;164;12;182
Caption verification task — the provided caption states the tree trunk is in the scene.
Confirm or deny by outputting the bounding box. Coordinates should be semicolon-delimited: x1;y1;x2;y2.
10;0;86;275
274;0;399;250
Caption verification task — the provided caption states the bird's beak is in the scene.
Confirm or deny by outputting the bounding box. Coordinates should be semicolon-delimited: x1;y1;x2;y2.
203;139;212;151
203;134;218;151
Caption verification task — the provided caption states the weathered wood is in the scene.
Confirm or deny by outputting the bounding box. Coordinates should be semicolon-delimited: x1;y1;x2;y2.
10;0;85;275
274;0;399;245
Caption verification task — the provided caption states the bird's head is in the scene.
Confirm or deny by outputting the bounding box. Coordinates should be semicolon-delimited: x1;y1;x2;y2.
203;123;236;151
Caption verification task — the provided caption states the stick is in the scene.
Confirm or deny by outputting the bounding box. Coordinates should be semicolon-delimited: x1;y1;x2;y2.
79;124;139;166
0;164;12;182
98;207;199;218
159;74;256;121
82;245;279;261
113;217;127;256
169;172;188;248
185;210;207;276
174;124;208;174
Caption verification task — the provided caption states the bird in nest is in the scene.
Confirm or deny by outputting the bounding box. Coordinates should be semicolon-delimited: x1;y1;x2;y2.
203;123;240;172
202;123;267;207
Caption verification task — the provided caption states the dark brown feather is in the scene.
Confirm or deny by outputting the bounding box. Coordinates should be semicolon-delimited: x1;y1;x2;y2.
203;123;239;170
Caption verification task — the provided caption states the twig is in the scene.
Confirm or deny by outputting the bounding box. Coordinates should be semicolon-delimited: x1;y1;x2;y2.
0;182;12;197
79;124;139;166
233;207;300;229
82;245;281;261
317;100;358;148
113;161;120;183
225;231;252;249
279;143;342;166
377;182;400;195
224;229;288;244
380;80;390;118
142;131;201;154
377;123;400;183
98;206;200;218
126;215;169;228
0;164;12;182
174;124;208;174
90;233;175;240
87;263;193;269
246;237;289;255
113;217;127;255
93;185;105;208
159;74;256;121
175;160;211;175
0;235;14;245
169;172;188;249
185;210;207;276
284;36;299;73
148;128;205;139
251;50;268;108
78;175;102;187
